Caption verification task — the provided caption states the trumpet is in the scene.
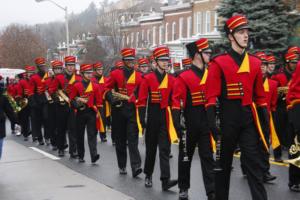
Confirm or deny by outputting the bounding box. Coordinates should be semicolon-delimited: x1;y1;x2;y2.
286;136;300;168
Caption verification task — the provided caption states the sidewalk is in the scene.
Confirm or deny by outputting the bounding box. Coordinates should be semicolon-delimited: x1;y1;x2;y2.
0;139;135;200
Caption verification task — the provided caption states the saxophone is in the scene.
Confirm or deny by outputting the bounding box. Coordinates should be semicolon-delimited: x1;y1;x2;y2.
4;92;21;113
277;86;288;95
111;89;130;108
112;89;130;101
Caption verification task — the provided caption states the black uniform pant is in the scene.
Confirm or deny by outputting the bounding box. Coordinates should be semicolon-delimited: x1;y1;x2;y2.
144;107;170;181
288;104;300;186
56;103;69;150
274;101;289;148
216;103;267;200
45;102;56;145
67;108;77;154
111;102;141;171
19;105;31;137
31;103;46;142
178;107;215;195
76;108;98;159
99;107;107;140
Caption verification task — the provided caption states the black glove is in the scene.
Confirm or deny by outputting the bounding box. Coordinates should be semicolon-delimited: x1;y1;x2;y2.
172;109;184;138
206;106;221;141
257;107;270;138
138;107;147;129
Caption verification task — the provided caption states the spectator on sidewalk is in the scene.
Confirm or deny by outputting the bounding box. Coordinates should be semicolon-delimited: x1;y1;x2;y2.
0;76;19;159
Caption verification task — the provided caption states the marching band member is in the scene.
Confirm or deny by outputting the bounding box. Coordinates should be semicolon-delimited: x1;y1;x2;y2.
137;46;178;190
286;60;300;192
172;38;216;200
69;64;101;163
205;15;268;200
104;48;142;177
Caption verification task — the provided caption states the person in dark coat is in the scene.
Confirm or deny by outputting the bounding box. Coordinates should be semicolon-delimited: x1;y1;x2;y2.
0;76;19;159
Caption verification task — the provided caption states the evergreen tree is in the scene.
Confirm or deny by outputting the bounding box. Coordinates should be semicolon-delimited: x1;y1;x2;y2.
217;0;298;55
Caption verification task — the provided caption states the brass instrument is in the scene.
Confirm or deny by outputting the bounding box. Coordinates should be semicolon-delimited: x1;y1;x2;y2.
5;93;22;113
277;86;288;95
57;89;70;105
112;90;130;101
76;96;89;111
111;89;130;107
286;136;300;168
45;90;54;104
18;98;28;110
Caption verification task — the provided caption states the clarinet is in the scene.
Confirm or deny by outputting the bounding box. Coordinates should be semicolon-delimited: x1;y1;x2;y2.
180;105;189;162
214;101;222;172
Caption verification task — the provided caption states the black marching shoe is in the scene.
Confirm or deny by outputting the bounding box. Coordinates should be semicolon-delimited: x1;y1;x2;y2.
263;172;276;183
289;184;300;192
91;154;100;164
119;168;127;175
70;152;78;159
162;179;178;191
207;192;216;200
78;157;85;163
179;189;188;200
58;150;65;157
145;176;152;188
132;168;142;178
38;140;45;146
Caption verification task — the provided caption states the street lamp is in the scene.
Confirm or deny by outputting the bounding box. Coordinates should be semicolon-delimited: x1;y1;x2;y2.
35;0;70;55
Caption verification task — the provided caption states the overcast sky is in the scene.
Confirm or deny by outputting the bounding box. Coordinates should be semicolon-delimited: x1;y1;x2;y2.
0;0;108;28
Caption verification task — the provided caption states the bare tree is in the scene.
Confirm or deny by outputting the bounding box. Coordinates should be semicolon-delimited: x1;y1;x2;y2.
0;24;47;69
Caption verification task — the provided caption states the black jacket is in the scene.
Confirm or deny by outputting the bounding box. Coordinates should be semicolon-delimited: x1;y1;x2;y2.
0;94;18;139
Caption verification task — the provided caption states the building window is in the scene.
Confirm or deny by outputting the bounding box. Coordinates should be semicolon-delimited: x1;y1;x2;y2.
179;17;184;38
172;22;176;41
159;25;164;45
206;11;211;33
196;12;202;34
122;35;125;48
127;35;130;46
147;29;151;46
131;32;134;47
153;26;157;46
214;11;219;32
136;32;139;48
165;23;169;42
187;17;192;38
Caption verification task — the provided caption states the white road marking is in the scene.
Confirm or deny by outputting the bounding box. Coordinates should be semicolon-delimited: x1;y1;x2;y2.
29;147;60;160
